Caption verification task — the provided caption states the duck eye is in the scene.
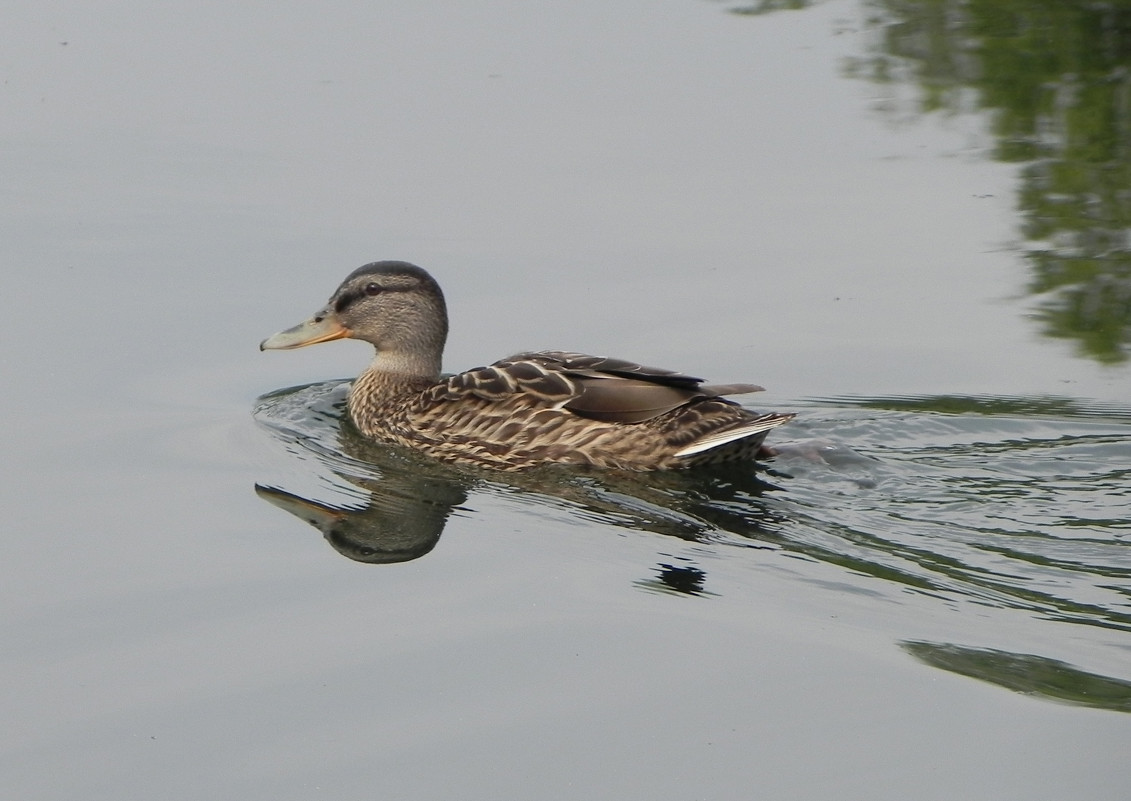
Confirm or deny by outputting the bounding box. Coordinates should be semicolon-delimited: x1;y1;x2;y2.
364;283;382;296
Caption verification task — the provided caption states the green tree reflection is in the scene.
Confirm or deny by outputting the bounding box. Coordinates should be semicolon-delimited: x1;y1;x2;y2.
902;641;1131;712
849;0;1131;363
725;0;819;14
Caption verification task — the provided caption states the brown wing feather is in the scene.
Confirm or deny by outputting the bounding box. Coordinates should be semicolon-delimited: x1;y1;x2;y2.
512;351;705;389
432;351;761;426
381;350;788;470
564;377;702;423
439;359;578;404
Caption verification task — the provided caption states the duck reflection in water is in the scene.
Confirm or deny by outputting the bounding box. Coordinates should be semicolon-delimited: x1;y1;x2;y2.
255;383;788;582
255;476;463;565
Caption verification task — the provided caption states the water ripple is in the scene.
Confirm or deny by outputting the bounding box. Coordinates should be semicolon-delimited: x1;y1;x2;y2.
254;384;1131;632
774;396;1131;631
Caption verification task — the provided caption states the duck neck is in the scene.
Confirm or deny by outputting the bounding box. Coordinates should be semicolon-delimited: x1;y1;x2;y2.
349;351;438;409
365;349;442;383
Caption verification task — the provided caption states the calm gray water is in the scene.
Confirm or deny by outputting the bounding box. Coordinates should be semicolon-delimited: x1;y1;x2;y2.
3;1;1130;799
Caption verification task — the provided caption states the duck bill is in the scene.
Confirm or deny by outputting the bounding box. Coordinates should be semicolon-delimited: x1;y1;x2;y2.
260;313;350;351
255;484;347;530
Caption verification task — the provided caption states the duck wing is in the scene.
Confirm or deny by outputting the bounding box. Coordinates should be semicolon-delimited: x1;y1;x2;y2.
437;351;763;425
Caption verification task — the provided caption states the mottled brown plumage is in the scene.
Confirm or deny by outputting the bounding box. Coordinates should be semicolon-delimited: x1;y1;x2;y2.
261;261;793;471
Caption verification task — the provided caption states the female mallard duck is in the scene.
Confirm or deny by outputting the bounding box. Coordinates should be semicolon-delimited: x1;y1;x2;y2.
261;261;793;471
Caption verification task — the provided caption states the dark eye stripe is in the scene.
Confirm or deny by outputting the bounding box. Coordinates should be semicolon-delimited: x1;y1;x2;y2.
334;289;363;314
333;282;410;313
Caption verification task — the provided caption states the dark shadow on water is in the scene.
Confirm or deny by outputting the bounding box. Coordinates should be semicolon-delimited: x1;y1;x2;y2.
809;391;1131;421
902;640;1131;713
633;561;717;598
722;0;823;16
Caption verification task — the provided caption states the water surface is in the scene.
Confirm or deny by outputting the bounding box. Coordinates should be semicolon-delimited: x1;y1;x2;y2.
2;0;1130;799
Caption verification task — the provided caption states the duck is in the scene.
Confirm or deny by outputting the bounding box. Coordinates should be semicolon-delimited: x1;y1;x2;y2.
260;261;794;471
